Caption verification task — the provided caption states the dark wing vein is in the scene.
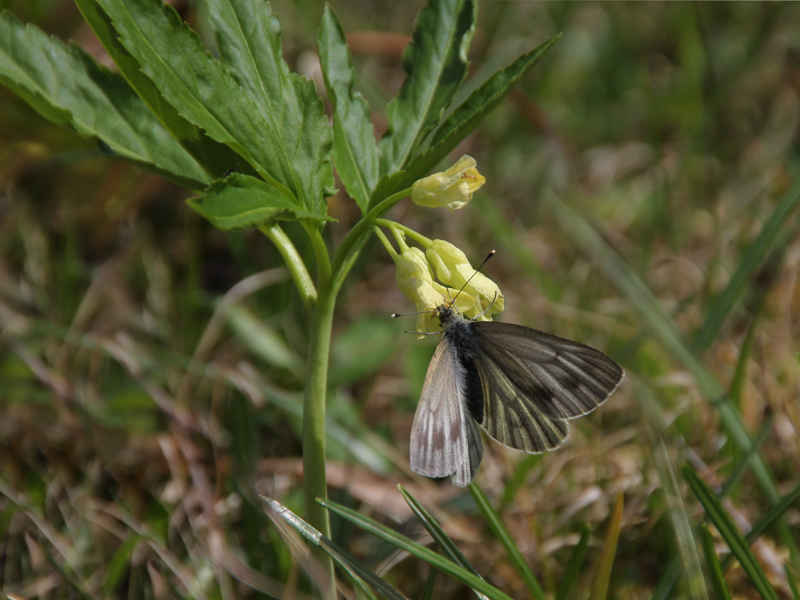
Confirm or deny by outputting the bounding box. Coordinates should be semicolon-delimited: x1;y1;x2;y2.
471;322;624;452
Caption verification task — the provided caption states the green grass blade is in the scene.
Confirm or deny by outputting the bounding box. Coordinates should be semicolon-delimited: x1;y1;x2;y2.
74;0;237;179
468;482;546;600
500;455;543;510
398;485;488;600
682;465;779;600
318;498;515;600
421;565;438;600
653;437;709;600
694;178;800;352
700;524;732;600
319;5;379;212
378;0;476;176
95;0;299;202
0;11;210;189
786;563;800;600
718;416;775;500
208;0;335;213
103;535;142;596
650;560;681;600
263;496;406;600
555;526;591;600
721;481;800;571
592;492;624;600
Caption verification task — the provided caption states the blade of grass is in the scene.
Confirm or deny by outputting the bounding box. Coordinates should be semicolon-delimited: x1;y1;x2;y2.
317;498;515;600
721;481;800;570
263;496;406;600
555;525;591;600
421;565;438;600
700;524;732;600
651;560;681;600
693;179;800;352
592;492;624;600
682;466;779;600
653;436;709;600
468;482;547;600
718;416;775;500
787;563;800;600
398;485;488;600
500;454;542;510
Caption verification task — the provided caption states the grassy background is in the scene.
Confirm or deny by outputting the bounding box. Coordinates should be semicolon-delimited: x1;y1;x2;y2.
1;1;800;598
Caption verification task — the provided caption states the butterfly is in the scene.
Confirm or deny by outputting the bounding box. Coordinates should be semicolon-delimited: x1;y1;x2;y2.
410;303;624;487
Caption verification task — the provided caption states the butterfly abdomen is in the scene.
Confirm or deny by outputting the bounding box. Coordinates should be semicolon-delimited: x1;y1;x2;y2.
436;306;485;423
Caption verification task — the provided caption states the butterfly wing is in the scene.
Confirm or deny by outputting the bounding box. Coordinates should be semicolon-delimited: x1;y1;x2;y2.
410;337;483;487
470;322;624;453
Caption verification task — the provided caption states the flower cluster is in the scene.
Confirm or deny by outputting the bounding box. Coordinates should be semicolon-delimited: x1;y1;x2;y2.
394;238;504;333
381;156;503;333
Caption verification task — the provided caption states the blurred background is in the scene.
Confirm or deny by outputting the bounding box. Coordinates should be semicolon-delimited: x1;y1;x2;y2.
1;1;799;598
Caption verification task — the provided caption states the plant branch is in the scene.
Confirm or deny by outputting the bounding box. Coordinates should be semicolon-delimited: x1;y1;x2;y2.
259;224;316;309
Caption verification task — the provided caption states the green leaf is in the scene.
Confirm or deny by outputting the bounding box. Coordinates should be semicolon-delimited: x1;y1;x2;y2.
378;0;476;177
319;5;379;212
700;524;732;600
369;33;559;208
694;177;800;352
263;496;409;600
468;483;547;600
318;498;516;600
207;0;335;214
94;0;299;203
0;10;210;189
555;526;591;600
683;465;780;600
187;173;334;231
74;0;239;179
398;485;489;600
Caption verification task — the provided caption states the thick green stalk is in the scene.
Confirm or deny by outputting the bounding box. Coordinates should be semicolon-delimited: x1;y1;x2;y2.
303;280;336;599
301;222;336;600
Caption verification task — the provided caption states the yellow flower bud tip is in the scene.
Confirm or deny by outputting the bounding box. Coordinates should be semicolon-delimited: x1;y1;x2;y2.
411;155;486;211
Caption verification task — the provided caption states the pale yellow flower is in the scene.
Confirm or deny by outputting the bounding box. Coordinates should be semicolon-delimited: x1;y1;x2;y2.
394;247;475;333
426;240;504;320
411;155;486;212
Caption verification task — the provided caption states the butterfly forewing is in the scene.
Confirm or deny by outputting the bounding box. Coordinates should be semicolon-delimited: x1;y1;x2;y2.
410;339;483;485
470;322;624;452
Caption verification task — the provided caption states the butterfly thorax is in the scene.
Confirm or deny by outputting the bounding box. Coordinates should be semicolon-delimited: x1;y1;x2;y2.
435;304;477;362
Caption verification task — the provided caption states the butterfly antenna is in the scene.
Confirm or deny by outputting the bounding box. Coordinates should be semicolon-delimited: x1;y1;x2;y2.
448;249;496;307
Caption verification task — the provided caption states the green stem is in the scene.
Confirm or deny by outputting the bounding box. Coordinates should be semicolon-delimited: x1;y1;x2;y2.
300;221;336;599
372;226;398;259
374;219;433;248
259;224;316;308
291;188;410;599
331;187;412;292
302;278;336;599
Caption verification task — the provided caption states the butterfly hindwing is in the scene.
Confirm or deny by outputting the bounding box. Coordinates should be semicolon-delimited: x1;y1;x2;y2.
410;338;483;486
470;321;624;453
